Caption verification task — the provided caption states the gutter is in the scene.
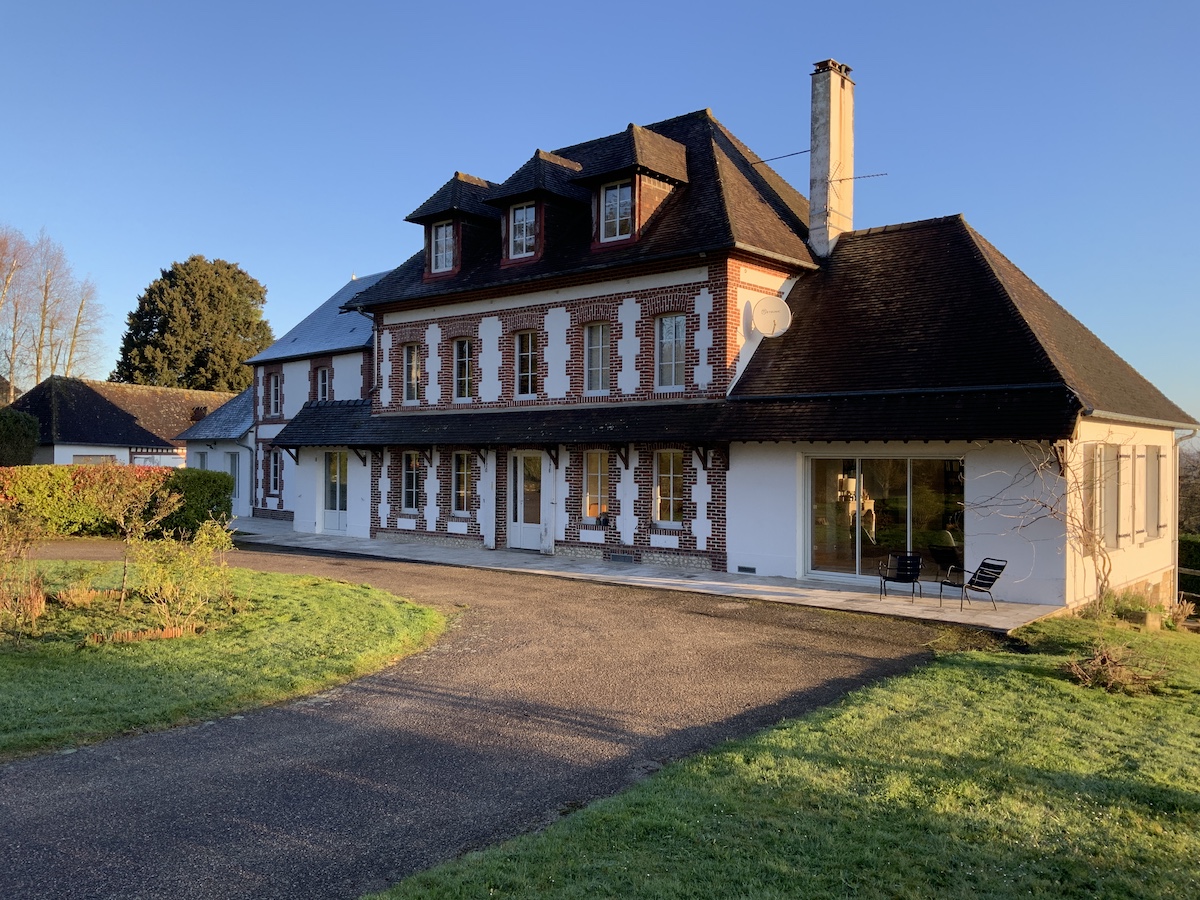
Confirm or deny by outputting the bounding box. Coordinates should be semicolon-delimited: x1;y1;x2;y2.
1082;408;1200;431
1174;428;1198;599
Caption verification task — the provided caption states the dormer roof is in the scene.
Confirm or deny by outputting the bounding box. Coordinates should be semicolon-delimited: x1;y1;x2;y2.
406;172;501;224
485;150;590;206
569;123;689;185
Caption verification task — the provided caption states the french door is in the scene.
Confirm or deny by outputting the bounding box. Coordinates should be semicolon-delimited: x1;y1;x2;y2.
509;452;542;549
324;451;348;533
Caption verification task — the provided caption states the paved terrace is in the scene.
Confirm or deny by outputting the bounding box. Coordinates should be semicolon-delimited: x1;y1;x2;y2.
232;517;1063;634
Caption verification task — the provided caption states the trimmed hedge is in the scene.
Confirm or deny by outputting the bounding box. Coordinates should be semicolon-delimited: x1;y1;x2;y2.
0;464;231;537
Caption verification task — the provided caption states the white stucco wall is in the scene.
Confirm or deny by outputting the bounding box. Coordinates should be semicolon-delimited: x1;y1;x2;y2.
186;441;253;519
726;443;801;577
46;444;131;465
281;360;309;418
332;351;363;400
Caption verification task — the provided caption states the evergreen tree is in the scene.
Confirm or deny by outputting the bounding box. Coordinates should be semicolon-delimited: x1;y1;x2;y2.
111;255;274;391
0;407;39;466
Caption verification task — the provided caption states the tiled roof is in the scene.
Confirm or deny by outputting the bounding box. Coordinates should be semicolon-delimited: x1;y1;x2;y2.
176;386;253;441
566;123;689;185
406;172;501;224
247;271;386;365
350;110;816;312
732;215;1196;435
11;377;237;449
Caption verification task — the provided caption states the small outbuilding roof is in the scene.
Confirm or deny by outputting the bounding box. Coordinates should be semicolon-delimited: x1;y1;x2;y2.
176;387;253;442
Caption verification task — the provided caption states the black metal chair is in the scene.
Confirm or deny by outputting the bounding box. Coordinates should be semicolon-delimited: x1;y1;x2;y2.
928;544;963;581
939;558;1007;611
879;553;923;601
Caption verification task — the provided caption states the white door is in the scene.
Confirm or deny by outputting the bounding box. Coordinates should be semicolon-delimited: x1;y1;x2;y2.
509;452;542;549
324;451;348;533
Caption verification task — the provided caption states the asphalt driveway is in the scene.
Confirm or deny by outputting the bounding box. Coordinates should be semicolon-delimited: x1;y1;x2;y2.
2;545;942;899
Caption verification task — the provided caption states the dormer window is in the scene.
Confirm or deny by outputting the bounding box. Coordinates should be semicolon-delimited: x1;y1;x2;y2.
509;203;537;258
431;221;455;273
600;181;633;242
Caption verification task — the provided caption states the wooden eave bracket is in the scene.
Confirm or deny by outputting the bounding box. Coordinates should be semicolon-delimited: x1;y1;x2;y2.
283;447;299;464
418;448;433;467
613;444;630;469
546;445;560;468
352;448;368;466
475;448;489;466
692;445;711;471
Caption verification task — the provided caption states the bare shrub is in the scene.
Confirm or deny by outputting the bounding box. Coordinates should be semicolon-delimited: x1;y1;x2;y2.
1167;594;1196;630
134;519;234;630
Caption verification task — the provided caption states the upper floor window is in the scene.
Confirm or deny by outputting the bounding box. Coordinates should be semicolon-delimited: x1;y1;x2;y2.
656;314;687;389
600;181;633;242
268;373;281;416
510;203;537;258
516;330;539;397
316;366;330;402
454;338;473;400
431;221;455;273
402;450;420;512
584;322;610;394
403;343;421;404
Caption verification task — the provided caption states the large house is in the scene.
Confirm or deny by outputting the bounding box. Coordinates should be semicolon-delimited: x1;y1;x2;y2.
251;60;1194;608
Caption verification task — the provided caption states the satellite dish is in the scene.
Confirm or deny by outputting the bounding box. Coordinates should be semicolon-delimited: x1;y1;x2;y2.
751;295;792;338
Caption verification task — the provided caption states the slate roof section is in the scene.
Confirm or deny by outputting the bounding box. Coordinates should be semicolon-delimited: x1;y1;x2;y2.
350;110;816;313
11;377;237;449
176;387;253;442
247;271;387;365
406;172;501;224
568;123;689;185
732;215;1197;435
486;151;591;205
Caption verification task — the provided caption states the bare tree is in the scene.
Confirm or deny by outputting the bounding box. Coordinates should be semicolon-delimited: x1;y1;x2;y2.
0;225;104;397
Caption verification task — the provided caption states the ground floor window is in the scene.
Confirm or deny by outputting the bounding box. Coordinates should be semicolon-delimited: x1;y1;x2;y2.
655;450;684;525
269;449;283;495
810;457;964;577
402;451;420;512
452;451;472;514
226;451;239;499
584;450;608;520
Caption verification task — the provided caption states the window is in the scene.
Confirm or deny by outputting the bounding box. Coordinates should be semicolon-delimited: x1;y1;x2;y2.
510;203;537;258
1083;443;1122;550
268;373;281;416
584;322;610;393
1145;446;1162;540
226;451;239;499
655;450;685;525
402;451;420;512
452;451;472;514
600;181;633;242
656;314;687;389
584;450;609;520
454;338;473;400
431;221;455;273
196;451;208;470
316;366;330;402
403;343;421;403
269;449;282;495
516;330;539;397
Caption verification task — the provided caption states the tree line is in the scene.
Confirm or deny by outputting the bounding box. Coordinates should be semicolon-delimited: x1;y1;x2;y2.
0;226;102;402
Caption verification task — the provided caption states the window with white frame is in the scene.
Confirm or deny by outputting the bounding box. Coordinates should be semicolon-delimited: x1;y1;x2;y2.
269;449;282;495
431;221;455;273
196;451;208;470
402;450;420;512
655;450;685;525
452;451;472;514
1144;446;1162;540
454;338;473;400
516;330;539;397
1086;443;1123;550
403;343;421;403
316;366;330;402
268;373;281;416
226;451;239;499
584;322;610;393
510;203;537;258
600;180;633;242
583;450;609;521
656;314;687;389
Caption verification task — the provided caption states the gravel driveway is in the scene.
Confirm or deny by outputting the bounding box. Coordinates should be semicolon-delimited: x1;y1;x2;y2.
2;545;941;899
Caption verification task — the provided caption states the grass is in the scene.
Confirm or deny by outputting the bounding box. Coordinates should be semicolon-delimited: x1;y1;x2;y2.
372;617;1200;899
0;561;444;758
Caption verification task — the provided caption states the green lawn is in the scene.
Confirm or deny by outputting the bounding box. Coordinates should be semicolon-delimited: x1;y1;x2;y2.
373;617;1200;899
0;562;443;758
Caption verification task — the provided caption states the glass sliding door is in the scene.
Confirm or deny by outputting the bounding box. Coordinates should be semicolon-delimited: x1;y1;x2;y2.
809;457;964;578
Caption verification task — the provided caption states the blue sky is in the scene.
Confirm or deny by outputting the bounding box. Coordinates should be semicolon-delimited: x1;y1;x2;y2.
3;1;1197;422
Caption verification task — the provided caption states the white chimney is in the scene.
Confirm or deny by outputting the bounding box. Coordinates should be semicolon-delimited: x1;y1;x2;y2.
809;59;855;258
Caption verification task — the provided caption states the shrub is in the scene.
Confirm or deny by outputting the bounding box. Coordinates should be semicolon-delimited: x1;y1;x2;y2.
0;408;39;466
160;469;233;536
1063;640;1168;694
133;518;234;629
